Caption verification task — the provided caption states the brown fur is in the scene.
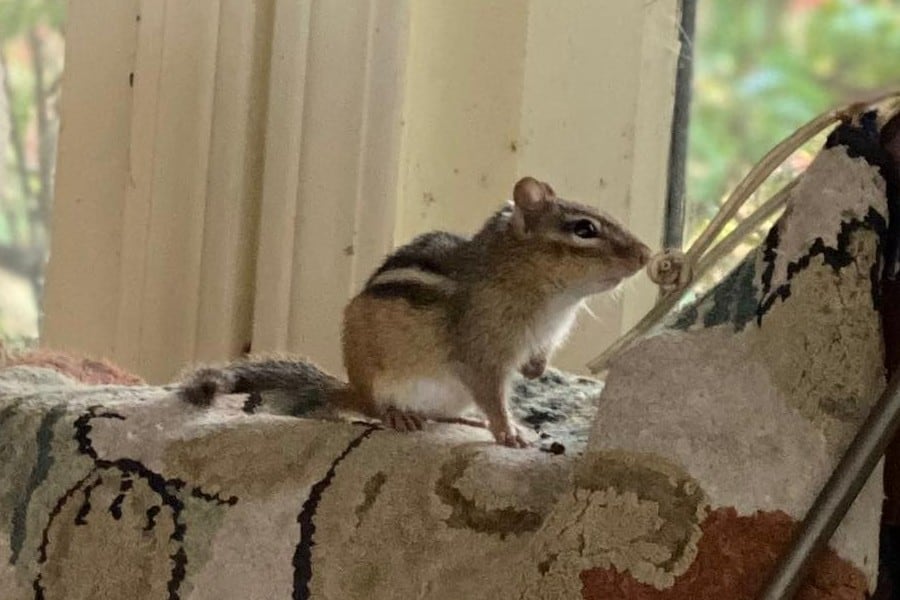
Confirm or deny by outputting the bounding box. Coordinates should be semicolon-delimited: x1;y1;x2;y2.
341;177;649;447
343;295;452;417
179;177;650;448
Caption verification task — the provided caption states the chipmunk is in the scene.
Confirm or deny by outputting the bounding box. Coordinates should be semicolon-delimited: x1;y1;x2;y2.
180;177;651;448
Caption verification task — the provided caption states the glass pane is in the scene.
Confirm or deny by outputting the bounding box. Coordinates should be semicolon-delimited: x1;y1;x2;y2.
0;0;66;348
685;0;900;284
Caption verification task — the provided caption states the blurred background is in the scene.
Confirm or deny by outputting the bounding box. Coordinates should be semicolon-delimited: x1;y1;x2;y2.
1;0;900;346
686;0;900;288
0;0;64;346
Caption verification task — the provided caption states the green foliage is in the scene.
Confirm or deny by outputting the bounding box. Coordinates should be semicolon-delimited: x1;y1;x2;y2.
0;0;65;343
687;0;900;240
0;0;64;43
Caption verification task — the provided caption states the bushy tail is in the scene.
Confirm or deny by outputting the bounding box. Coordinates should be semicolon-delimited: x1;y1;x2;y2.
178;357;363;417
179;366;240;406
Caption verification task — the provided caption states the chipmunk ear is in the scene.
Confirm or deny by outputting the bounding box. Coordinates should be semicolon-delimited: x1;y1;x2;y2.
511;177;555;236
513;177;555;208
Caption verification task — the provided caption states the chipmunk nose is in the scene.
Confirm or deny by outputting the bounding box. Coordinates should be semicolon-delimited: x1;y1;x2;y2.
636;244;652;267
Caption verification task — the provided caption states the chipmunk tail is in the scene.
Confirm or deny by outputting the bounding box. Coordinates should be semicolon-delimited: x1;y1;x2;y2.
177;357;373;418
179;367;238;407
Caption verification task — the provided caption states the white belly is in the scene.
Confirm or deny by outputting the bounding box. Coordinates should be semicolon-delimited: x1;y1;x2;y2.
372;372;475;417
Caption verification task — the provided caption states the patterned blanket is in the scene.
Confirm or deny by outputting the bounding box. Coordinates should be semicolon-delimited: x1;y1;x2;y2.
2;107;899;599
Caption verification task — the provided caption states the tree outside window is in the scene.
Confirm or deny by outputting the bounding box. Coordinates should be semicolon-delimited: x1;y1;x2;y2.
685;0;900;286
0;0;65;346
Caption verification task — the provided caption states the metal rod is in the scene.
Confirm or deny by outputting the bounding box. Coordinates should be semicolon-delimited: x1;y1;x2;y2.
759;371;900;599
663;0;697;250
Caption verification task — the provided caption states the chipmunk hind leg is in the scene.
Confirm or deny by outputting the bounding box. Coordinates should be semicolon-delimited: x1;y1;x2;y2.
344;296;475;431
371;374;475;430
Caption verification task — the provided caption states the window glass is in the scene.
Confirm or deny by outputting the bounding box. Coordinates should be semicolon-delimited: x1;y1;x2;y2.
685;0;900;285
0;0;65;347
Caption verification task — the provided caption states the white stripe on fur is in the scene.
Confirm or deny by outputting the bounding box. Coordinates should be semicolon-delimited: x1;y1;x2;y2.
368;267;457;291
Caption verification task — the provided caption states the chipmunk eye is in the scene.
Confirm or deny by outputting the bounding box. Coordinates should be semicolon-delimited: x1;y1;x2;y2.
571;219;599;239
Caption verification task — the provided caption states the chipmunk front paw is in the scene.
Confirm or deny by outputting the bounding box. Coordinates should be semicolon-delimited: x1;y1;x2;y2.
490;421;531;449
520;356;547;380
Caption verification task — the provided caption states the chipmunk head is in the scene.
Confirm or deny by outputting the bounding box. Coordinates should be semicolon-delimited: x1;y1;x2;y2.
508;176;651;295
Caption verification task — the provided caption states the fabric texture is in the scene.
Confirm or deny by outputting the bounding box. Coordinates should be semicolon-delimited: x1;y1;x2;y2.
2;108;898;599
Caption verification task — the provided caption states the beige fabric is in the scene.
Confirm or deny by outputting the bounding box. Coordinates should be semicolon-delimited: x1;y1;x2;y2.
0;367;704;599
1;118;890;599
